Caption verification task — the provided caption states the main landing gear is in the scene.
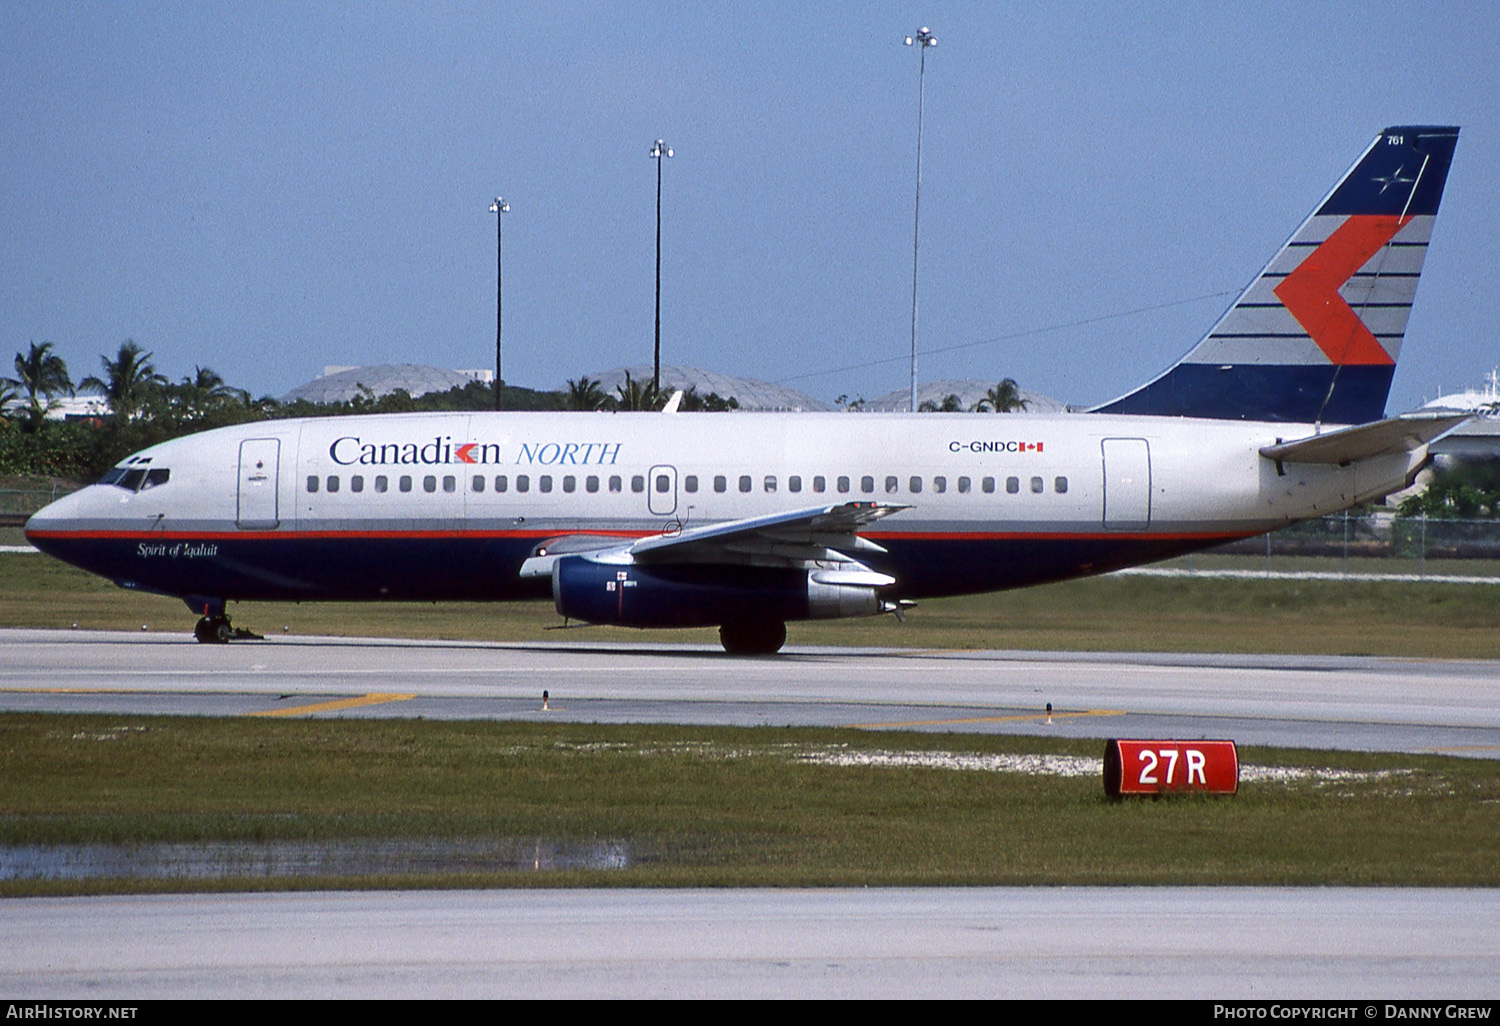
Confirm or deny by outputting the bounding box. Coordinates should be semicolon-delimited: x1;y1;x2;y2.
718;617;787;656
187;599;262;644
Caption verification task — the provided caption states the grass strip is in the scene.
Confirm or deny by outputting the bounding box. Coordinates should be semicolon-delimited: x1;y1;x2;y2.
2;713;1497;895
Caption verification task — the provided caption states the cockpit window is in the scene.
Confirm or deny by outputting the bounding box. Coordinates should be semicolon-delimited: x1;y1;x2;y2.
102;466;169;492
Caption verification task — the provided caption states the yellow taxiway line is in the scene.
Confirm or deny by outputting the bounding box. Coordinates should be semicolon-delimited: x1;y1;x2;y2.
249;693;418;717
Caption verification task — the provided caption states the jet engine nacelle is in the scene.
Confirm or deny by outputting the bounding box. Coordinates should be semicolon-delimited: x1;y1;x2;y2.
552;555;893;628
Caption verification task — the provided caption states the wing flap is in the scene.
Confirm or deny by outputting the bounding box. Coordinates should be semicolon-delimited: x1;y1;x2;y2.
1259;413;1470;465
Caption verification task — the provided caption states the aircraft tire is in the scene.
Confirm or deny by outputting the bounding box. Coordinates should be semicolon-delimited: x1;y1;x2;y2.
719;618;786;656
194;615;233;645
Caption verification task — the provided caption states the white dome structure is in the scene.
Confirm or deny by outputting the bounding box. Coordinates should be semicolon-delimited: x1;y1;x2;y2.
575;366;832;412
282;364;488;405
862;379;1068;413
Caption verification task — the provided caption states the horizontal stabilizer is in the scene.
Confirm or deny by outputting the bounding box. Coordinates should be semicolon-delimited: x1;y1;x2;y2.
1258;412;1470;465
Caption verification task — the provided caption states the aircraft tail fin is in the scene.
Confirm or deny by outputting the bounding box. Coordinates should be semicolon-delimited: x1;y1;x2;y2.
1093;126;1459;424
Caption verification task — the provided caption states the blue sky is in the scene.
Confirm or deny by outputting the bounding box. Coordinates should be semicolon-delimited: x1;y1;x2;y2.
3;1;1498;411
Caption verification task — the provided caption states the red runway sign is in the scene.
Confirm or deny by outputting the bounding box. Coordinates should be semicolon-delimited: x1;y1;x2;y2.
1104;739;1239;797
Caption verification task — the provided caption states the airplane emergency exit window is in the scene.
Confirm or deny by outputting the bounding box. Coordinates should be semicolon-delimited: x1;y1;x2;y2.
837;476;850;494
495;475;508;492
516;475;529;493
443;476;456;493
400;476;413;493
739;475;752;493
684;475;697;493
306;476;318;493
1031;476;1044;494
632;475;645;493
1055;476;1068;494
1006;476;1019;494
351;475;363;493
714;475;727;493
540;476;553;493
326;476;339;493
375;476;388;493
423;476;437;493
656;474;671;493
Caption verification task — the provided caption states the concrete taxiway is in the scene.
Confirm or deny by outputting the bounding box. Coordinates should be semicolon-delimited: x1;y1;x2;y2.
1;628;1497;756
4;887;1498;998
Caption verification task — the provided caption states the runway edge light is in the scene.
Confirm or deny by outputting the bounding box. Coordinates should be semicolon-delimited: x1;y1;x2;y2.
1103;739;1239;798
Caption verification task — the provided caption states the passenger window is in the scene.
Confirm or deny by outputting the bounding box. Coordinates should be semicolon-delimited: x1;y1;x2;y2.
837;476;850;494
1031;476;1044;494
424;475;437;493
306;475;319;494
862;476;875;494
788;475;801;493
1006;476;1019;494
684;475;697;493
563;476;576;493
495;475;508;493
327;476;340;493
958;476;971;493
739;475;752;493
516;475;529;493
472;475;485;493
656;475;670;493
908;476;922;494
982;476;994;494
608;476;621;493
885;476;898;494
632;475;645;493
540;475;553;493
933;476;946;494
443;476;456;493
375;476;389;493
587;475;600;493
764;476;777;492
714;475;727;493
1055;476;1068;494
351;475;364;493
813;476;825;493
400;476;413;493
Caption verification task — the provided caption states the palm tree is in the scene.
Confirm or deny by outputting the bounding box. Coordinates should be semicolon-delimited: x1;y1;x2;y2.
974;378;1028;413
614;371;662;412
11;341;73;431
80;340;164;420
565;376;609;411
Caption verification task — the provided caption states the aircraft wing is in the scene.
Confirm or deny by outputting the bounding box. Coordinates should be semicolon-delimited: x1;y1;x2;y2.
519;501;909;578
1259;413;1472;465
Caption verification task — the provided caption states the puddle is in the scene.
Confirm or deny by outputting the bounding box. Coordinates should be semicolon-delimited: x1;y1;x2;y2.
0;838;632;881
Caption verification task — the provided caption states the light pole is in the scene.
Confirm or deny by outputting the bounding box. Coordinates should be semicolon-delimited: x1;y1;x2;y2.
904;26;936;412
489;197;509;410
649;139;673;397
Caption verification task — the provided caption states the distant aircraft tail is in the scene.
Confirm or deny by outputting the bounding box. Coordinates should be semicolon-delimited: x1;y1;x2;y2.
1093;125;1459;424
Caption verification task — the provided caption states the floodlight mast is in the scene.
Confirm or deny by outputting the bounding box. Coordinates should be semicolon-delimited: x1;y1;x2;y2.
649;140;673;398
489;197;509;410
904;27;936;413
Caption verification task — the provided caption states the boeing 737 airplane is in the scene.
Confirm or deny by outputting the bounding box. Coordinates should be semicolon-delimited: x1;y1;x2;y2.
26;125;1466;653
